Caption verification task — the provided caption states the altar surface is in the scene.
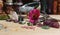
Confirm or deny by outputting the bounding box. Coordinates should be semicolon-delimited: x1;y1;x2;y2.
0;15;60;35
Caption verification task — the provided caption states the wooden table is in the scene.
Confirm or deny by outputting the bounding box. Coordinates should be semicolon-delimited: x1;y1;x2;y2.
0;15;60;35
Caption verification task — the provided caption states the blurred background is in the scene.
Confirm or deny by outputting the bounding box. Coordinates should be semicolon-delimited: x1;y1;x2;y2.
0;0;60;15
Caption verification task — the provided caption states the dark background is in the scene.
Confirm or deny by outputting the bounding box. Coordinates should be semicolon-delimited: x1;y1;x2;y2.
2;0;60;14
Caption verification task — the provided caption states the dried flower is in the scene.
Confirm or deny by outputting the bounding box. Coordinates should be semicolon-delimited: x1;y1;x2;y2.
43;19;59;28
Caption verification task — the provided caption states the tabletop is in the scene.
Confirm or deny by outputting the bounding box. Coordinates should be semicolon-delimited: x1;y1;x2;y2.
0;15;60;35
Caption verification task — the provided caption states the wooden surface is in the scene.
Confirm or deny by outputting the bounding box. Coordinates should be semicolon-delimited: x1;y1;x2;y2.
0;15;60;35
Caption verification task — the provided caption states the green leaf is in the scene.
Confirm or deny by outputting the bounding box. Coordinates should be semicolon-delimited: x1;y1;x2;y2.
42;26;50;29
27;22;32;26
0;15;8;20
